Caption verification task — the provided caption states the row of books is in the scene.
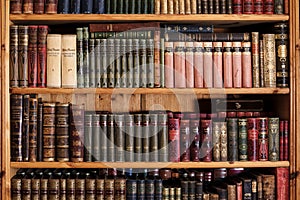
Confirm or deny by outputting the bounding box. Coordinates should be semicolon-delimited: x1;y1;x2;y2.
11;94;289;163
11;167;289;200
10;0;288;15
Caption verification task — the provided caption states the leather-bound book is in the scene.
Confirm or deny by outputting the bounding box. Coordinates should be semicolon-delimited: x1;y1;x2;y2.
99;114;108;161
147;39;155;88
58;0;70;13
23;0;34;13
71;0;81;13
96;177;105;199
227;118;238;161
133;39;140;88
263;34;276;87
284;0;288;14
161;0;168;14
82;0;93;13
207;0;213;13
43;102;56;162
268;118;279;161
48;172;60;200
119;39;127;88
105;0;111;13
125;39;133;88
84;113;93;162
279;120;284;160
47;34;62;88
243;0;253;13
202;0;208;13
179;0;185;14
185;42;194;88
254;0;264;13
191;0;197;13
136;0;142;13
159;114;169;162
92;114;101;161
37;26;48;88
83;27;90;88
155;0;161;13
283;120;289;161
190;119;200;162
203;42;213;88
200;119;213;162
242;41;252;88
185;0;192;14
213;42;223;88
232;42;242;88
180;119;191;162
86;172;96;200
40;169;52;200
264;0;274;14
11;170;26;199
37;98;43;161
93;0;105;13
107;114;115;161
111;0;118;13
125;114;134;162
192;42;204;88
115;114;125;162
140;39;147;88
18;25;29;87
76;28;84;88
257;117;268;161
28;26;38;87
10;25;19;88
22;95;30;162
168;118;180;162
219;122;227;161
220;0;226;13
60;170;68;200
67;171;76;200
21;171;33;200
173;0;179;13
259;39;265;87
167;0;174;14
89;39;96;88
115;177;126;200
29;96;38;162
61;35;77;88
105;171;115;199
10;0;23;13
100;39;108;88
196;0;202;13
247;118;259;161
75;172;86;199
174;41;186;88
11;94;23;162
251;32;260;88
34;0;45;13
142;114;150;161
164;41;174;88
238;118;248;161
126;171;137;199
262;174;275;199
232;0;242;13
134;114;143;161
149;0;155;13
213;122;221;161
69;104;85;162
45;0;58;13
274;22;289;88
214;0;220;13
149;114;159;161
31;170;43;200
274;168;289;200
238;176;252;200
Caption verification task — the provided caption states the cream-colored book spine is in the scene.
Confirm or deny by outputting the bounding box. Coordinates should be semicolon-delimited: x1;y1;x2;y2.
61;34;77;88
47;34;62;88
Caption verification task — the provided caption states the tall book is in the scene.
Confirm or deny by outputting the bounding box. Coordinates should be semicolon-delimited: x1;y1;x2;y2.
262;174;275;199
28;26;38;87
58;0;70;13
200;119;213;161
76;28;84;88
180;119;191;161
242;41;252;88
264;0;274;14
167;0;174;14
259;40;265;87
10;25;19;88
254;0;264;13
125;114;135;162
140;39;148;88
168;118;180;162
45;0;58;13
93;0;105;13
164;41;174;88
92;114;101;161
133;39;140;88
126;39;133;88
154;30;162;87
37;25;48;88
263;34;276;88
238;118;248;161
100;114;108;161
257;117;268;161
227;118;238;161
269;118;280;161
134;114;143;161
252;32;260;88
190;119;200;161
213;122;222;161
283;120;289;161
23;0;34;13
142;114;150;161
115;114;125;162
71;0;81;13
47;34;62;88
22;95;30;162
107;114;115;162
56;103;70;162
159;114;169;162
274;168;289;200
149;114;159;161
174;42;186;88
37;98;43;161
155;0;161;14
83;27;90;88
81;0;93;13
18;26;29;87
89;39;96;88
185;42;194;88
243;0;254;13
147;39;155;88
29;96;38;162
213;42;223;88
247;118;259;161
84;114;93;162
161;0;168;14
233;0;242;13
194;42;204;88
101;39;108;88
120;39;127;88
61;35;77;88
10;0;23;14
232;42;242;88
203;42;213;88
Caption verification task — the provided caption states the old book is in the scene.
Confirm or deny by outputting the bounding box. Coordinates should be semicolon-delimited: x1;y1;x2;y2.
31;170;42;199
105;177;115;199
86;173;96;200
232;0;242;13
23;0;34;13
274;168;289;200
71;0;81;13
219;122;228;161
284;0;288;14
223;42;233;88
142;0;149;13
92;114;101;161
168;118;180;162
42;102;56;162
167;0;174;14
213;122;221;161
232;41;242;88
173;0;180;13
125;114;134;162
155;0;161;13
56;103;70;162
279;120;284;161
203;42;213;88
47;34;62;88
83;27;90;88
96;178;105;199
259;40;265;87
147;39;155;88
190;119;200;162
268;118;280;161
242;41;252;88
247;118;259;161
134;114;143;161
37;25;48;88
75;173;86;199
208;0;213;13
202;0;208;13
213;42;223;88
154;30;161;88
238;118;248;161
133;39;140;88
61;34;77;88
149;114;159;161
100;114;108;161
254;0;264;13
82;0;93;13
149;0;155;13
214;0;220;13
185;0;192;14
179;0;185;13
264;0;274;14
18;25;29;87
251;32;260;88
40;170;51;200
119;39;127;88
89;39;96;88
28;26;38;87
29;96;38;162
22;95;30;162
45;0;58;13
69;104;85;162
10;0;23;13
164;41;174;88
191;0;197;13
200;119;213;162
243;0;253;13
159;114;169;162
262;174;275;199
11;170;26;199
126;39;134;88
238;176;252;200
10;25;19;87
180;119;191;161
107;114;115;161
136;0;142;13
76;28;84;88
142;114;150;161
93;0;105;13
58;0;70;13
115;114;125;162
84;113;93;162
66;171;76;199
101;39;108;88
283;120;289;161
257;117;269;161
48;174;60;200
140;39;147;88
21;173;32;200
174;41;186;88
11;94;23;162
227;118;238;161
185;42;194;88
194;42;204;88
161;0;168;13
111;0;117;13
37;98;43;161
106;0;111;13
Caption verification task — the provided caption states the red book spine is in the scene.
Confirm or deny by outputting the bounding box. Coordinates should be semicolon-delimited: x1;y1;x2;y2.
190;119;200;162
168;118;180;162
185;42;194;88
194;42;204;88
23;0;34;14
203;42;213;88
243;0;254;13
180;119;190;162
34;0;45;13
233;0;243;13
264;0;274;14
213;42;223;88
28;26;38;87
254;0;264;13
236;183;243;200
275;168;289;200
10;0;23;14
258;117;268;161
232;42;242;88
242;41;252;88
200;119;213;162
223;42;233;88
164;41;174;88
284;0;288;14
37;26;48;88
237;111;245;118
247;118;258;161
174;42;186;88
283;120;289;161
279;120;284;160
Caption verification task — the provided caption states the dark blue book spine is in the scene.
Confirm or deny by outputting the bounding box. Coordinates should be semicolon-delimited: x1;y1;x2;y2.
71;0;81;13
81;0;93;13
58;0;70;13
93;0;105;13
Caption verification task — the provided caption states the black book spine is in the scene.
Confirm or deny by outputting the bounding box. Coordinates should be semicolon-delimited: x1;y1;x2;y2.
100;114;108;162
76;27;84;88
92;114;101;161
11;176;22;199
84;114;93;162
37;98;43;161
227;0;233;13
22;95;30;162
149;114;159;162
227;118;239;161
118;0;124;13
142;114;150;161
67;178;76;200
196;182;203;200
143;0;149;13
155;179;163;199
21;178;31;200
125;114;135;162
149;0;154;13
115;114;125;162
93;0;105;13
127;179;137;199
56;103;70;162
136;0;142;13
81;0;93;13
238;118;248;161
145;179;155;199
129;0;136;13
58;0;70;13
107;114;115;162
123;0;129;13
220;0;226;13
71;0;81;13
135;114;143;162
137;179;145;200
111;0;117;13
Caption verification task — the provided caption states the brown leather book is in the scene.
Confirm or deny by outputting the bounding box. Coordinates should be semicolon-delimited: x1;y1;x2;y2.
164;41;174;88
247;118;259;161
174;41;186;88
179;0;185;14
185;0;191;14
45;0;58;13
263;34;276;88
262;174;275;199
252;32;260;88
29;96;38;162
43;102;56;162
34;0;45;13
168;0;174;14
22;95;30;162
242;41;252;88
213;42;223;88
203;42;213;88
56;103;70;162
174;0;180;13
223;42;233;88
161;0;168;14
37;25;48;88
18;25;29;87
213;122;221;161
10;0;23;14
191;0;197;13
23;0;34;14
232;41;242;88
185;42;194;88
194;41;204;88
10;25;19;88
28;26;38;87
155;0;161;14
168;118;180;162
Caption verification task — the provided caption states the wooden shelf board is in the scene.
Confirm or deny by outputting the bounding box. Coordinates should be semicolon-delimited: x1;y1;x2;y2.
9;14;289;25
11;161;290;169
10;88;290;95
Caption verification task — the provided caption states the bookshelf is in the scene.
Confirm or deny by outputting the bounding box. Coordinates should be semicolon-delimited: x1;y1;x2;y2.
1;0;298;200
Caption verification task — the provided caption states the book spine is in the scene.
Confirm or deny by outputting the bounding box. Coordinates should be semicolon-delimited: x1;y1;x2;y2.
23;0;34;13
105;0;111;13
145;179;155;200
262;175;275;199
161;0;168;14
258;117;268;161
10;25;19;87
276;168;289;200
247;118;259;161
191;0;197;13
115;114;125;162
190;119;200;162
203;42;213;88
93;0;105;13
119;39;127;88
136;0;142;13
115;179;126;200
58;0;70;13
159;114;169;162
29;97;38;162
149;0;155;13
37;98;43;161
232;42;242;88
101;39;108;88
89;39;96;88
84;114;93;162
37;26;48;88
125;114;134;162
71;0;81;13
100;114;108;161
263;34;276;87
40;177;48;200
280;120;284;161
201;119;213;162
154;30;161;88
47;34;62;88
164;41;174;88
45;0;57;13
49;178;60;200
241;178;252;200
126;39;133;88
21;95;30;162
75;177;86;199
115;39;122;88
105;179;115;199
127;179;137;199
83;27;90;88
213;122;221;161
86;178;96;200
142;114;150;161
233;0;242;13
168;118;180;162
179;0;186;14
194;42;204;88
283;120;289;161
11;94;23;162
140;39;147;88
56;103;70;162
149;114;159;161
28;26;38;87
61;35;77;88
134;114;142;161
81;0;93;13
21;178;32;200
96;179;105;199
70;104;85;162
174;41;186;88
10;0;23;13
95;39;101;87
18;26;29;87
254;0;264;13
174;0;180;13
167;0;174;14
243;0;254;13
220;122;228;161
67;178;76;199
223;42;233;88
42;102;56;161
133;39;140;88
213;42;223;88
76;28;84;88
155;0;161;14
92;114;100;161
227;118;238;161
107;114;115;161
284;0;288;14
202;0;208;13
269;118;280;161
31;178;40;199
185;0;192;14
220;0;226;13
214;0;220;13
180;119;191;161
185;42;194;88
259;40;265;87
238;118;248;161
147;39;155;88
208;0;213;13
252;32;260;88
264;0;274;14
242;41;252;88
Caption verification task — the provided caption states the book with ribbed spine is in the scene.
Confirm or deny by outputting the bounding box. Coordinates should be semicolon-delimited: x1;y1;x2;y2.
232;41;242;88
174;42;186;88
114;39;121;88
28;26;38;87
154;30;161;88
95;39;101;87
18;26;29;87
243;0;254;13
214;0;220;13
168;118;180;162
259;40;265;87
56;103;70;162
164;41;174;88
208;0;213;13
213;122;221;161
233;0;242;13
89;39;96;88
194;42;204;88
47;34;62;88
101;39;108;88
213;42;223;88
76;28;84;88
190;119;200;161
200;119;213;161
238;118;248;161
127;39;134;88
258;117;268;161
254;0;264;13
29;96;38;162
45;0;57;13
142;114;150;161
10;0;23;14
223;42;233;88
158;114;168;162
269;118;279;161
125;114;134;162
203;42;213;88
82;0;93;13
227;118;238;161
167;0;174;14
92;114;101;161
71;0;80;13
185;42;194;88
93;0;105;13
22;95;30;162
252;32;260;88
10;25;19;87
247;118;259;161
115;114;125;162
84;114;93;162
83;27;90;88
149;114;159;161
23;0;34;13
100;114;108;161
58;0;70;13
180;119;191;161
120;39;127;88
11;94;23;162
147;39;155;88
140;39;147;88
37;98;43;161
134;114;143;161
133;39;140;88
107;114;115;162
242;41;252;88
37;26;48;88
283;120;289;161
264;0;274;14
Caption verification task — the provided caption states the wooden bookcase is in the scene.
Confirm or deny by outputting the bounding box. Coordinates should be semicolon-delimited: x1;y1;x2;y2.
1;0;299;199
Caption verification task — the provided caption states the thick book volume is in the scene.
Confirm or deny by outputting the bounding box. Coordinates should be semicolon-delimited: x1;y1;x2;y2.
125;114;134;162
257;117;268;161
274;0;284;13
154;30;161;88
34;0;45;14
203;42;213;88
194;42;204;88
10;0;23;14
259;40;265;87
71;0;81;13
37;98;43;161
70;104;85;162
213;122;221;161
100;114;108;161
232;42;242;88
274;168;289;200
47;34;62;88
159;114;169;162
42;102;56;162
132;39;140;88
45;0;58;13
201;119;213;162
190;119;200;161
238;118;248;160
83;27;90;88
262;174;275;199
247;118;258;161
269;117;280;161
28;26;38;87
37;26;48;88
283;120;289;160
223;42;233;88
242;41;252;88
29;96;38;162
168;118;180;162
185;42;194;88
61;35;77;88
147;39;155;88
149;114;159;161
22;95;30;162
93;0;106;13
142;114;150;161
164;41;174;88
134;114;142;162
243;0;254;13
213;42;223;88
140;39;147;88
264;0;274;14
254;0;264;13
233;0;242;13
174;42;186;88
227;118;238;161
92;114;101;161
82;0;93;13
263;34;276;88
115;114;125;162
252;32;260;88
11;94;23;162
10;25;19;88
155;0;161;14
180;119;190;161
77;28;84;88
23;0;34;14
58;0;70;13
18;25;29;87
56;103;70;162
84;114;93;162
107;114;115;161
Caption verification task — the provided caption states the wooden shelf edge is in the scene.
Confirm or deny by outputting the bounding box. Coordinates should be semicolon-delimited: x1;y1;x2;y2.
9;88;290;95
10;161;290;169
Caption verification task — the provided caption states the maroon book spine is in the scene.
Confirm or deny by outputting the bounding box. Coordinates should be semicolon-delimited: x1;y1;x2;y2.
168;118;180;162
203;42;213;88
37;25;48;88
164;41;174;88
213;42;223;88
34;0;45;13
233;0;242;13
283;120;289;161
180;119;190;162
243;0;254;13
275;168;289;200
200;119;213;162
45;0;58;13
247;118;259;161
190;119;200;162
254;0;264;13
258;117;268;161
279;120;284;160
23;0;34;14
264;0;274;14
28;26;38;87
223;42;233;88
194;42;204;88
10;0;23;14
232;42;242;88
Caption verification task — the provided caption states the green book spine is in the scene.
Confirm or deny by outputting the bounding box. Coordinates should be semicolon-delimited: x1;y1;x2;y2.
147;39;155;88
83;27;90;88
114;39;121;88
107;39;115;88
95;39;101;87
100;39;108;88
269;118;280;161
76;28;84;88
89;39;96;88
105;0;111;13
120;39;127;88
160;38;165;88
133;39;140;88
107;114;115;162
115;114;125;162
274;0;284;14
238;118;248;161
84;114;93;162
100;114;108;162
142;114;150;161
135;114;143;162
227;118;239;161
127;39;134;88
92;114;101;161
125;114;135;162
111;0;117;13
140;39;147;88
